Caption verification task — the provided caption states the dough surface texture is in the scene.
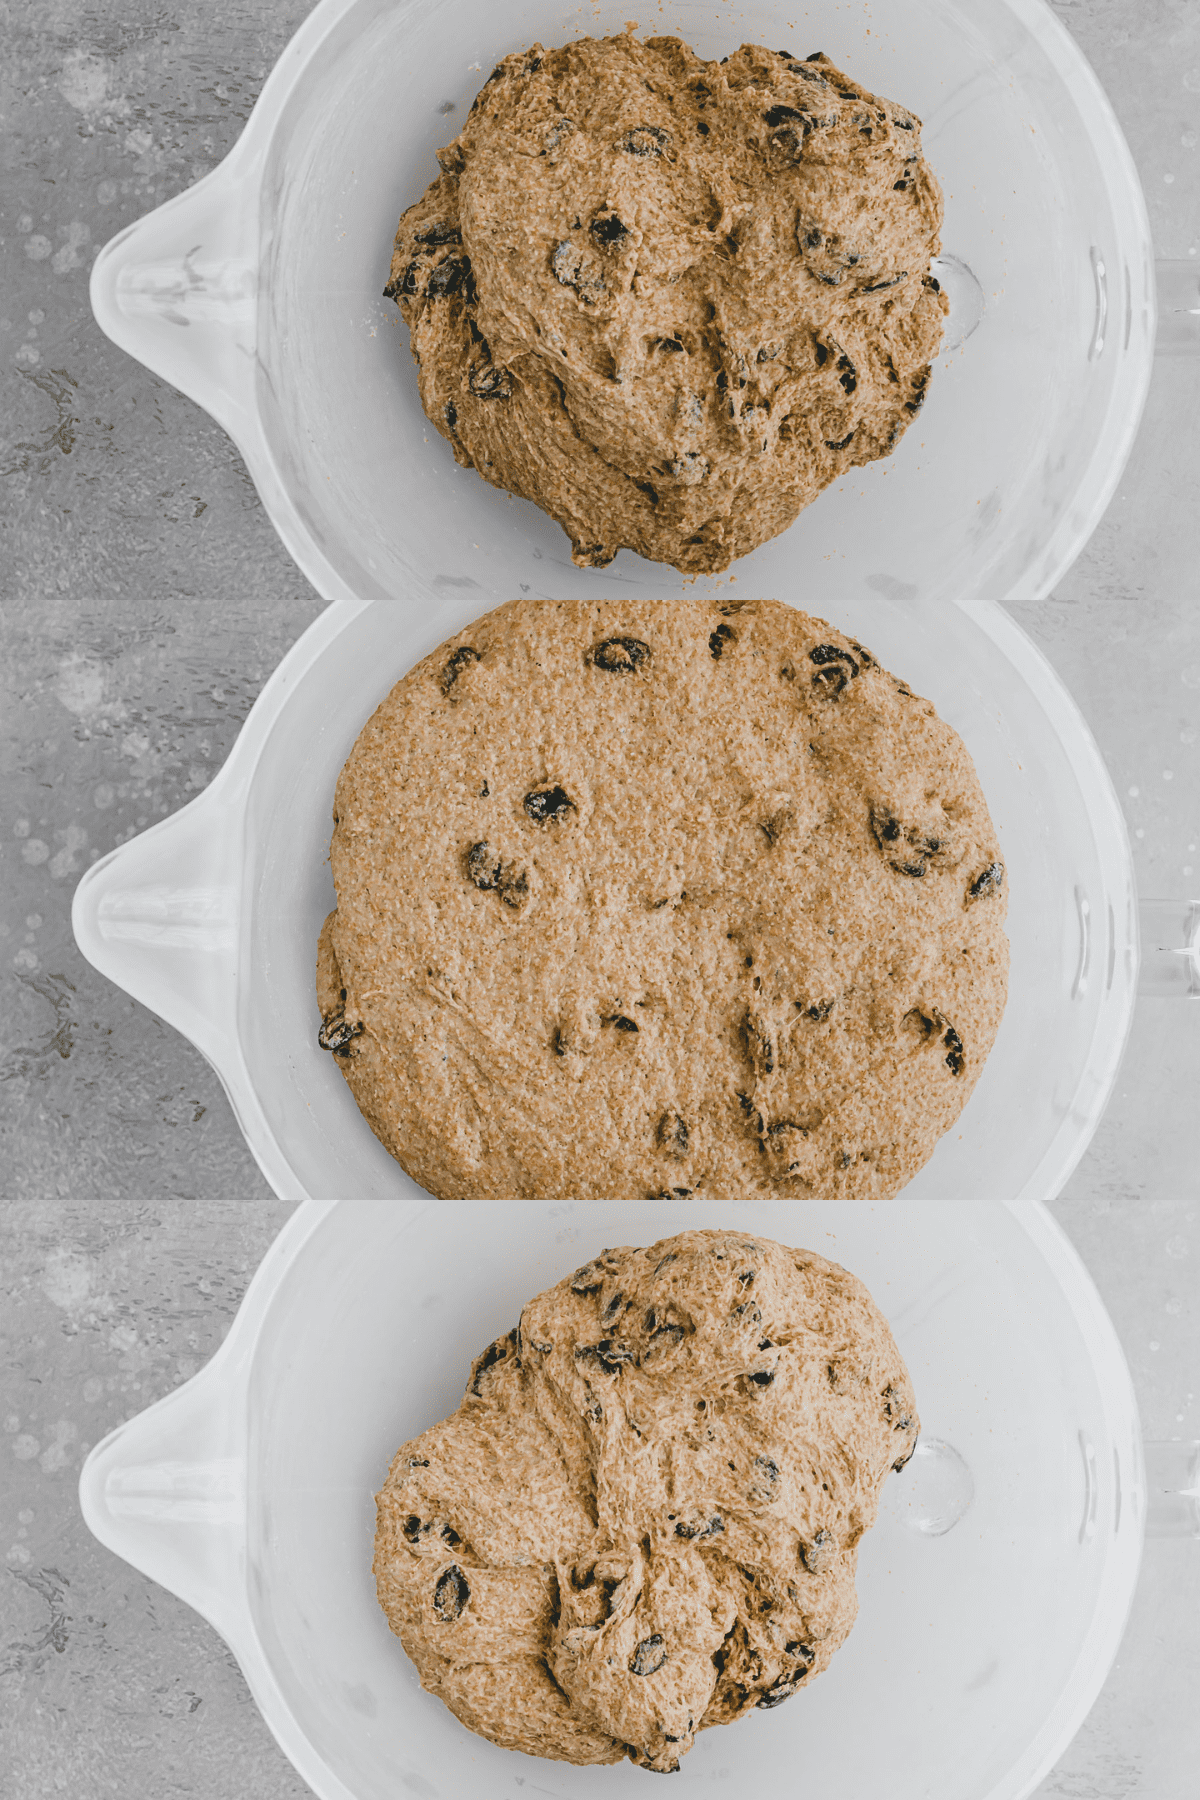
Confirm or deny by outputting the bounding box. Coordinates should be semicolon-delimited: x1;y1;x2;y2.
386;35;947;573
373;1229;919;1772
317;596;1008;1199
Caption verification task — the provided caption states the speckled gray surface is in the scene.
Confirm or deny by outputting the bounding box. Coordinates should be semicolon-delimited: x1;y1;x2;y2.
1;0;1199;1792
1;1196;1197;1797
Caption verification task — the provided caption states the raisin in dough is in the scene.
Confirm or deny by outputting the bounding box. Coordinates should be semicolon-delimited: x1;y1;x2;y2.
316;597;1008;1199
374;1229;919;1772
385;36;946;574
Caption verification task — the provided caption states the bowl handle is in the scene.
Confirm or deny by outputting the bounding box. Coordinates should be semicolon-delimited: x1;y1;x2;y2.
1138;898;1200;997
70;775;244;1073
89;154;261;446
1156;260;1200;355
78;1355;249;1646
1144;1441;1200;1537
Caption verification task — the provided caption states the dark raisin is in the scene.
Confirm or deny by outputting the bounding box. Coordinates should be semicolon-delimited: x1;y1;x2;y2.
883;1385;915;1434
444;401;458;431
801;999;834;1021
619;124;673;158
809;643;859;697
601;1292;625;1327
785;1641;815;1663
425;255;472;298
629;1635;667;1676
591;635;651;673
836;353;857;394
674;1515;723;1540
893;1439;917;1472
737;1270;755;1287
465;841;501;889
870;808;931;877
825;430;856;451
696;119;710;135
764;104;805;127
905;368;931;413
799;1528;834;1572
432;1565;469;1621
414;220;462;246
894;179;909;191
749;1369;775;1388
591;211;630;248
709;622;736;659
967;861;1004;902
468;361;513;399
441;643;481;696
524;786;575;823
571;1260;607;1293
657;1111;689;1157
317;1012;363;1055
576;1340;633;1373
862;272;907;293
383;260;420;301
757;1679;799;1709
814;340;830;366
754;1455;779;1483
405;1513;450;1544
927;275;941;293
469;1328;518;1395
943;1026;965;1076
605;1014;639;1033
805;51;827;63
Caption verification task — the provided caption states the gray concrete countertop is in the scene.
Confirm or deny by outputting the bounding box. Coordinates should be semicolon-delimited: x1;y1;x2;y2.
1;1195;1197;1797
1;0;1198;1204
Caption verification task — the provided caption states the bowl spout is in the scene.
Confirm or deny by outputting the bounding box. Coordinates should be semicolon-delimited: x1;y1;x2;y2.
89;156;261;447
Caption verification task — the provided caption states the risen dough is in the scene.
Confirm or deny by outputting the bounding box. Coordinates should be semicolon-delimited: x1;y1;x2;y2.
316;597;1008;1200
374;1229;919;1771
385;35;946;573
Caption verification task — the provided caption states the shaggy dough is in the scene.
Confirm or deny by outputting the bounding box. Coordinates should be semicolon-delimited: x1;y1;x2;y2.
385;35;946;573
374;1228;919;1772
316;597;1008;1199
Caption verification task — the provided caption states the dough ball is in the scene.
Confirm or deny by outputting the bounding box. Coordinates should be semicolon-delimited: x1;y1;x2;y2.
385;36;947;573
317;597;1008;1199
374;1229;919;1771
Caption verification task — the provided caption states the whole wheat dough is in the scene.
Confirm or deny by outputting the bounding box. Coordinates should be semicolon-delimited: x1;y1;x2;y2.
385;35;947;573
374;1228;919;1771
316;597;1009;1199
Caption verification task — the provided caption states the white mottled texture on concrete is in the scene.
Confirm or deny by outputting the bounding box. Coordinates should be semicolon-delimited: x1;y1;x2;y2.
0;1198;1197;1796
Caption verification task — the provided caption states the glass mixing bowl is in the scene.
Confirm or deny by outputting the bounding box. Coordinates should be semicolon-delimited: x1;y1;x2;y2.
78;1200;1147;1800
71;591;1139;1202
88;0;1154;612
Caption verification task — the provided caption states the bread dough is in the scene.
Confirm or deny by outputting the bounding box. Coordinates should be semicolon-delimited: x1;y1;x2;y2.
374;1228;919;1771
385;36;946;574
316;597;1008;1199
